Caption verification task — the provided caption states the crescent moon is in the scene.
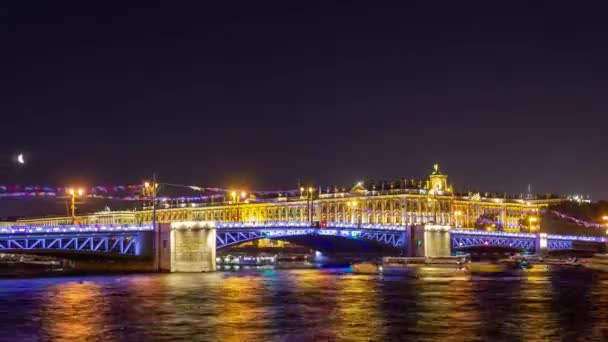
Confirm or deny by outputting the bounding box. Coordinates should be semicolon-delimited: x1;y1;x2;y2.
17;154;25;164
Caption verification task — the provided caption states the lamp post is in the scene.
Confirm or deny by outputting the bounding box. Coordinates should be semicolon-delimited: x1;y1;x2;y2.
143;175;160;271
67;187;84;224
303;187;315;225
143;177;159;227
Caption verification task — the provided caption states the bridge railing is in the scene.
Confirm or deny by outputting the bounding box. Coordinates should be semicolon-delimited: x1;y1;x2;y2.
0;224;154;235
546;234;607;243
326;222;406;231
215;221;311;229
214;221;408;231
450;229;537;238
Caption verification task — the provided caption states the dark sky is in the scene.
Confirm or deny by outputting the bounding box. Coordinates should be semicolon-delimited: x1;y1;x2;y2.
1;2;607;199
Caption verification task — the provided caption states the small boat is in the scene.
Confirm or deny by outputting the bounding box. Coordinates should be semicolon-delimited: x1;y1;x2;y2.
352;262;382;274
275;255;313;269
465;262;511;275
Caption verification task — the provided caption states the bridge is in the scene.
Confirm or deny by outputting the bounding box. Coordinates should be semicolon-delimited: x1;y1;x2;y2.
214;222;407;249
0;225;154;257
0;221;605;271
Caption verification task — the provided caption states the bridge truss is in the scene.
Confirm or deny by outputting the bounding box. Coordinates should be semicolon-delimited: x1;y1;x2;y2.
451;234;536;251
0;233;144;256
215;228;406;249
546;239;573;250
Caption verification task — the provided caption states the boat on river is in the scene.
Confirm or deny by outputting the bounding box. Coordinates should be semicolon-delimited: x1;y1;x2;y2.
275;255;314;269
465;261;512;275
352;262;382;274
352;256;469;274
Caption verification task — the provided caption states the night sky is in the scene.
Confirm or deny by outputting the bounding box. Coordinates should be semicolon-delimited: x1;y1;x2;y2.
2;2;607;199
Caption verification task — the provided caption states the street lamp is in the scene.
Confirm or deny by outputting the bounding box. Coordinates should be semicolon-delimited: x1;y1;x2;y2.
67;187;84;224
304;187;315;225
143;179;159;225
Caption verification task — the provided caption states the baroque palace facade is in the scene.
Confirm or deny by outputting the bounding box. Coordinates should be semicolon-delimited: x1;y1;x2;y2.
9;165;563;233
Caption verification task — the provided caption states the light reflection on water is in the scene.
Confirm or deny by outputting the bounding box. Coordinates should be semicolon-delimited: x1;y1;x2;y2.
0;267;607;341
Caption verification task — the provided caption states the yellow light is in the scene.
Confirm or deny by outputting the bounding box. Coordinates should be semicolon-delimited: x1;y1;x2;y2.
231;191;236;197
603;216;608;221
144;181;150;188
78;188;84;196
241;192;246;198
529;217;537;223
300;187;304;192
308;187;313;192
68;188;74;195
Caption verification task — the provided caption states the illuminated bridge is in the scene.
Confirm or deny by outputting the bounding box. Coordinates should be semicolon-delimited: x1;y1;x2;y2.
210;222;607;253
213;222;407;249
0;225;154;256
0;222;606;271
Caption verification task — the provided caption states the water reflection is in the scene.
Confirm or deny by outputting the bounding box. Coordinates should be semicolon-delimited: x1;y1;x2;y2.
408;268;478;341
549;267;595;340
0;267;607;340
336;273;385;340
215;273;268;341
518;268;559;340
41;280;106;341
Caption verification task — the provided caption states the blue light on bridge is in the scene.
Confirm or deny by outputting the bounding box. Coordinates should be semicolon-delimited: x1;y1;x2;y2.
0;225;154;235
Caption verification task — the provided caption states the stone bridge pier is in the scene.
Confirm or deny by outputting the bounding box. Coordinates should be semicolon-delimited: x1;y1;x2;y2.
408;225;452;257
158;222;216;272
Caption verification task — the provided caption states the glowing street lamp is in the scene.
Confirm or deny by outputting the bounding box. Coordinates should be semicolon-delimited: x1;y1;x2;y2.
304;187;315;225
67;187;85;224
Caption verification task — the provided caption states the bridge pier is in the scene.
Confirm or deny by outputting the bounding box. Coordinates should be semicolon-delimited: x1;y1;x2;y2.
159;222;216;272
409;224;452;257
536;233;548;255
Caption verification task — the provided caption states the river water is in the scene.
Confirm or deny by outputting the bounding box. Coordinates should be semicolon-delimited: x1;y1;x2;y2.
1;267;607;341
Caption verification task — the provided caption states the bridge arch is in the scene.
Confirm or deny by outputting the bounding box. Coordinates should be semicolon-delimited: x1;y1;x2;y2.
451;234;536;253
215;228;406;250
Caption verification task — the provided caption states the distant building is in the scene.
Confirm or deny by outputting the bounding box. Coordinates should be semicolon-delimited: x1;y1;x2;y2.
7;165;564;232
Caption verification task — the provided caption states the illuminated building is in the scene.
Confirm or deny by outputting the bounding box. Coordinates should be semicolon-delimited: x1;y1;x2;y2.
9;165;563;232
